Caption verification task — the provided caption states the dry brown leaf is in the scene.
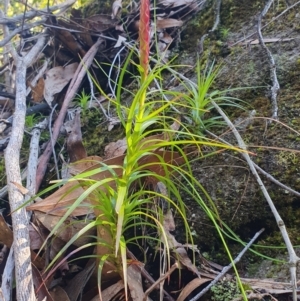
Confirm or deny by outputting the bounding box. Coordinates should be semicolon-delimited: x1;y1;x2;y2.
0;214;13;247
156;18;183;30
64;260;95;301
32;263;54;301
65;110;87;162
174;247;201;277
104;138;127;159
11;181;29;195
43;63;78;107
29;224;44;250
30;77;45;103
67;155;103;176
127;265;145;301
50;286;70;301
27;181;93;216
34;211;96;247
176;277;211;301
85;14;116;32
163;209;175;232
90;280;124;301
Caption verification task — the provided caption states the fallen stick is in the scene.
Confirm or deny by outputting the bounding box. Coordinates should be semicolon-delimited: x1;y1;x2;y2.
211;101;299;301
190;228;264;301
35;38;104;190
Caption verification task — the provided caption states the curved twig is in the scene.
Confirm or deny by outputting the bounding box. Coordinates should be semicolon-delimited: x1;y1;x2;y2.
257;0;280;120
212;101;299;301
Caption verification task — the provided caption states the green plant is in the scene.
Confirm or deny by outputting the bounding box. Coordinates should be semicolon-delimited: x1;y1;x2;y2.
75;90;91;112
220;27;230;40
181;60;245;135
31;2;250;300
25;113;41;129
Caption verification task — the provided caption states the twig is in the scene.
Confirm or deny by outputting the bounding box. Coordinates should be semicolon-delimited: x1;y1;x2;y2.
0;0;76;25
1;8;46;300
211;101;299;301
211;0;221;32
190;228;264;301
49;104;60;180
205;130;300;198
257;0;279;120
230;1;300;47
26;118;48;199
143;263;178;301
35;38;104;190
87;72;109;118
0;246;14;301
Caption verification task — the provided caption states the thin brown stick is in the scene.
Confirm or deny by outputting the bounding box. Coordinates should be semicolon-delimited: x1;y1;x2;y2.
35;38;104;190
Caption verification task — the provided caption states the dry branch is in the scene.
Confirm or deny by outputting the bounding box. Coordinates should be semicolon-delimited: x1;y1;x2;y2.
257;0;280;119
211;101;300;301
35;38;104;190
190;228;264;301
0;7;48;299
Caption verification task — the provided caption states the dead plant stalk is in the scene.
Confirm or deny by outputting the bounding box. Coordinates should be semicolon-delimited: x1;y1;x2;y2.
211;101;299;301
1;10;46;299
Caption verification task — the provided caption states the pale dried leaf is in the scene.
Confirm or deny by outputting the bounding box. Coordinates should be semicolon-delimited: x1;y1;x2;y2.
104;137;127;159
90;280;124;301
241;38;294;45
156;18;183;29
163;209;175;231
127;265;145;301
107;116;121;131
114;35;127;47
43;63;78;107
170;118;181;131
111;0;122;19
176;278;211;301
158;0;195;7
11;181;29;195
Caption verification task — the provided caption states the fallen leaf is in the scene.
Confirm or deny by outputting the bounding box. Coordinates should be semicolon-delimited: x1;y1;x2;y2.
114;35;127;47
111;0;122;19
176;277;211;301
32;263;54;301
127;265;145;301
43;63;78;107
90;280;124;301
156;18;183;30
34;211;96;247
11;181;29;195
0;215;13;247
65;110;87;162
30;77;45;103
50;286;70;301
104;138;127;159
